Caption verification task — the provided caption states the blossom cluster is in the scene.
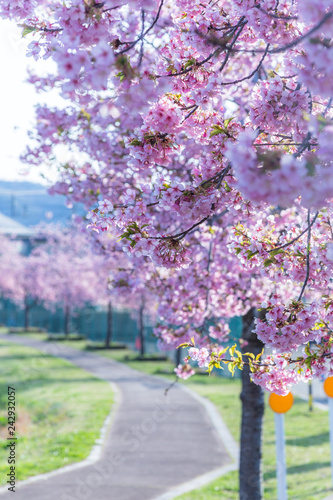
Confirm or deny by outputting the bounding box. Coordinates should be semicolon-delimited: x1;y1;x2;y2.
4;0;333;395
251;353;304;396
255;301;324;352
250;78;309;141
225;130;333;209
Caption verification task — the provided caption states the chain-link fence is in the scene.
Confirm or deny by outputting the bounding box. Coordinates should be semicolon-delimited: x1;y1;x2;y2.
0;298;243;376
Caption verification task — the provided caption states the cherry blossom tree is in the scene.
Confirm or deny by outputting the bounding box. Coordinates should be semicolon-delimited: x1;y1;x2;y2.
30;224;106;335
3;1;333;497
0;226;104;331
20;251;55;330
0;234;57;328
95;230;160;353
0;236;25;309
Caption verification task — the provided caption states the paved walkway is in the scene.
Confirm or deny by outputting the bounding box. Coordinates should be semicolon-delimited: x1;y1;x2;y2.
0;334;232;500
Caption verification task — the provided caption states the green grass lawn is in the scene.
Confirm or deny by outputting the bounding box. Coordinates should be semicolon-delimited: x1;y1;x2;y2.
4;331;333;498
0;338;113;484
16;332;178;377
178;377;332;500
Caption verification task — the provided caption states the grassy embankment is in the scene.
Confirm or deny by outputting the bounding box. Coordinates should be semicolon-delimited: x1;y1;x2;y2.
0;338;113;484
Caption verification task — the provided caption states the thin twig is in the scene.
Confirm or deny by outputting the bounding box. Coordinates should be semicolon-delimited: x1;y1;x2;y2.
156;49;220;78
324;98;333;117
327;217;333;239
297;209;312;302
210;12;333;55
216;164;231;189
257;6;298;21
164;377;178;396
254;142;318;147
117;0;164;55
294;132;312;158
204;239;214;312
149;216;210;241
181;105;199;123
38;27;62;33
219;17;247;72
201;165;231;188
221;43;269;85
269;12;333;54
103;4;124;12
268;211;319;253
138;9;145;67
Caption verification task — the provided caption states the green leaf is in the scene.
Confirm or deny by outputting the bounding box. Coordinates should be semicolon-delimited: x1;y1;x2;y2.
269;248;285;257
263;258;276;267
234;349;242;359
207;363;214;374
210;130;223;137
227;362;235;376
177;342;192;349
229;344;236;357
79;109;91;122
209;125;224;137
207;360;222;374
255;348;264;362
224;181;232;193
184;58;196;69
115;71;125;82
19;24;38;37
218;346;229;356
246;250;259;260
305;357;313;370
224;117;234;128
129;139;143;147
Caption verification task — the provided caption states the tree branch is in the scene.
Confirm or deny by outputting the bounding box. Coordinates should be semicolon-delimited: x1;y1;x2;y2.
219;17;247;72
221;43;269;86
149;216;210;241
297;209;312;302
268;211;319;253
117;0;164;55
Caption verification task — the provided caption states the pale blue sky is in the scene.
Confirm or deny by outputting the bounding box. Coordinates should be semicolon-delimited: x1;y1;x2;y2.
1;19;59;185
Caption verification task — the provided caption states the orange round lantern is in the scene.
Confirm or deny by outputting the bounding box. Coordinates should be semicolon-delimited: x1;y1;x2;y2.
324;377;333;398
269;392;294;413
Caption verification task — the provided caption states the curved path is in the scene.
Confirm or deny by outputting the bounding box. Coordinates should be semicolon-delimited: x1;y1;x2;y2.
0;334;233;500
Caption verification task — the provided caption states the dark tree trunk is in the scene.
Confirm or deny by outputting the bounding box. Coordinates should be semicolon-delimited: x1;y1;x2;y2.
24;297;37;331
138;303;145;356
239;307;265;500
24;303;30;330
105;300;113;348
64;305;70;336
175;346;181;366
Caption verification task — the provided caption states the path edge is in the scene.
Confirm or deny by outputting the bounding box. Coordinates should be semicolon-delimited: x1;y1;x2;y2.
0;379;121;496
152;382;239;500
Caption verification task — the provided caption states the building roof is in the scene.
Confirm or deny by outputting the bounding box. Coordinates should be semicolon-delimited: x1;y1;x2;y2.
0;212;34;238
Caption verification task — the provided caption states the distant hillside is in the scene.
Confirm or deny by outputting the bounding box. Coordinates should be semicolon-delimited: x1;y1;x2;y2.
0;181;84;227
